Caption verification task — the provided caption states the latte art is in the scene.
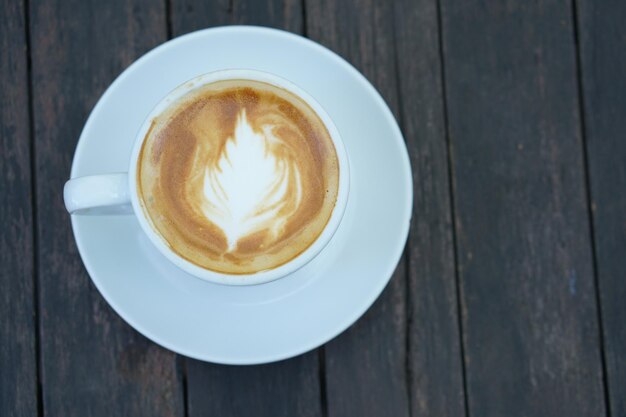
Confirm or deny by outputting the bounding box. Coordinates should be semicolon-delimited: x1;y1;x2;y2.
200;109;303;251
137;79;339;274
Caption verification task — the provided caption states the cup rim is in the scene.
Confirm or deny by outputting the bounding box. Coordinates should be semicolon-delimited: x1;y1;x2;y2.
127;69;350;286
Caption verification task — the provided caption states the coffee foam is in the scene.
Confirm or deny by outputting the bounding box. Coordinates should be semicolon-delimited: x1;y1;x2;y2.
201;109;303;250
137;79;339;274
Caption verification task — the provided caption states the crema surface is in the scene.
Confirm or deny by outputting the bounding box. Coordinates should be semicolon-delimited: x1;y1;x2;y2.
137;79;339;274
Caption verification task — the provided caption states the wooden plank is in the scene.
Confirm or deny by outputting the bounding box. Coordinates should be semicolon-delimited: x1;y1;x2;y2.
576;1;626;415
392;0;467;415
0;0;38;416
170;0;302;35
169;3;323;417
186;351;321;417
305;1;410;417
439;1;606;416
30;1;184;416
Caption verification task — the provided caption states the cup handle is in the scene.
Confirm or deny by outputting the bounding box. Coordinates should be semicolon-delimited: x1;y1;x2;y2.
64;173;133;215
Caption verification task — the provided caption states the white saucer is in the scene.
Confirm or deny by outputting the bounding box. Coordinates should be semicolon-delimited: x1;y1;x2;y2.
70;26;412;365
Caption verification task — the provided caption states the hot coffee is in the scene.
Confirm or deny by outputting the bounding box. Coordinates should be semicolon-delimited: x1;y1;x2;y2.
137;79;340;274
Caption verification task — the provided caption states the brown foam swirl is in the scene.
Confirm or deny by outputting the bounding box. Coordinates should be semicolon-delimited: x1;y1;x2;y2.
137;79;339;274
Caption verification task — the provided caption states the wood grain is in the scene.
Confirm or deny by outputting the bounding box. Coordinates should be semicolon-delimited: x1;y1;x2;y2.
0;0;38;416
576;0;626;415
170;0;302;35
30;0;184;415
439;0;606;416
169;3;322;417
187;351;321;417
393;0;467;415
306;1;410;416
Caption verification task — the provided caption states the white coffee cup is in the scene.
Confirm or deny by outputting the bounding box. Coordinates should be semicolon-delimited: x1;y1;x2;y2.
64;69;350;285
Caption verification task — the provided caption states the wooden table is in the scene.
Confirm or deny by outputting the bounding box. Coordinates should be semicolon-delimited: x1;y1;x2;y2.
2;0;624;416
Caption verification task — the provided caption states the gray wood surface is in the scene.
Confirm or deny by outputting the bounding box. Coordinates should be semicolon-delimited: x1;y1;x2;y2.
576;0;626;415
440;0;606;416
0;0;38;416
393;0;467;414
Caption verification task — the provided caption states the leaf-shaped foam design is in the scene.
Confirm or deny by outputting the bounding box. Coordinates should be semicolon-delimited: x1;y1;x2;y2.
201;109;302;251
